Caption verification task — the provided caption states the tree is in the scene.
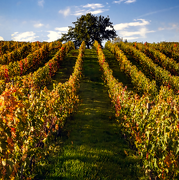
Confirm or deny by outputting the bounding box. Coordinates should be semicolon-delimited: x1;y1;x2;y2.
59;13;117;48
112;36;123;44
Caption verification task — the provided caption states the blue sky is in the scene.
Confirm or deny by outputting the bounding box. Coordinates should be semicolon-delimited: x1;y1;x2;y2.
0;0;179;43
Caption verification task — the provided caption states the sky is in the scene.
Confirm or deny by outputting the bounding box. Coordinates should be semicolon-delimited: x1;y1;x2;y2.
0;0;179;43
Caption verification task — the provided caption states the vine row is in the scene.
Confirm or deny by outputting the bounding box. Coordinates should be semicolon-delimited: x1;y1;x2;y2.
0;41;85;179
94;40;179;179
117;42;179;93
105;41;157;98
132;42;179;76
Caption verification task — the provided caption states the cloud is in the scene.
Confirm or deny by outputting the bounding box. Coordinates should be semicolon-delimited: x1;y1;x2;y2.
120;27;155;38
11;32;18;37
138;6;179;18
11;31;39;41
81;3;108;15
44;31;62;42
158;23;179;32
55;27;69;32
114;19;149;31
74;3;108;16
88;9;105;15
73;9;86;16
113;0;136;4
45;27;69;42
83;3;104;9
114;19;155;41
158;27;165;31
123;36;139;40
59;3;109;16
0;36;4;41
125;0;136;3
38;0;44;7
59;7;71;17
34;23;44;28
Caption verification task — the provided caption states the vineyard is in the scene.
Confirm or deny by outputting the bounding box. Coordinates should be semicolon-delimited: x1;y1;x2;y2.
0;40;179;179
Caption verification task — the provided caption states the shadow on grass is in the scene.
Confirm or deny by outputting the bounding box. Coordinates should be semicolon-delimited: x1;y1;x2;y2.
47;49;79;90
117;49;161;92
103;49;145;96
34;49;146;180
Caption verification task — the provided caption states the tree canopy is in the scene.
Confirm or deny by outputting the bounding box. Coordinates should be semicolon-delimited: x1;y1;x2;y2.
59;13;117;48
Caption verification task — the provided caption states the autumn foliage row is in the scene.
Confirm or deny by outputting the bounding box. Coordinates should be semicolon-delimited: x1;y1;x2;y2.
94;40;179;179
0;41;26;55
105;41;157;98
132;42;179;76
145;42;179;62
0;41;61;81
0;41;74;95
0;41;85;179
0;44;33;65
117;42;179;94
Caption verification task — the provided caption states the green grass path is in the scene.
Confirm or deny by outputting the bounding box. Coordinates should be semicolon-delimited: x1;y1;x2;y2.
36;49;144;180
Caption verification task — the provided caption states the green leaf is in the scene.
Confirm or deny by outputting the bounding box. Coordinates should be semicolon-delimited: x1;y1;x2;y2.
7;159;14;167
176;147;179;155
154;158;158;168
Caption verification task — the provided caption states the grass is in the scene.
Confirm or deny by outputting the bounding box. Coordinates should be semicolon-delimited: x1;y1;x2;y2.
120;50;161;91
102;49;139;94
47;49;79;90
34;49;146;180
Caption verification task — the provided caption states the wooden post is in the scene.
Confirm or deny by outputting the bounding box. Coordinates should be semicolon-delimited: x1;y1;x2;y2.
147;103;151;114
21;165;24;179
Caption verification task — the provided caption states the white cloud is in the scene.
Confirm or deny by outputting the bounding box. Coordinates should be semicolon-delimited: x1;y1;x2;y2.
44;31;62;42
113;0;136;4
113;0;123;4
38;0;44;7
11;32;18;37
89;9;105;15
74;6;108;16
158;23;179;31
34;23;44;28
55;27;69;32
158;27;165;31
114;19;155;41
60;3;109;16
138;6;179;18
106;26;113;30
125;0;136;3
0;36;4;41
11;31;39;42
59;7;71;17
114;19;149;31
44;27;69;42
124;36;139;40
83;3;104;9
120;27;155;38
73;9;86;16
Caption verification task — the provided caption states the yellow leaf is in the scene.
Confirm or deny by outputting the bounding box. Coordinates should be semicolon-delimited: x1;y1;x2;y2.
2;159;6;166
